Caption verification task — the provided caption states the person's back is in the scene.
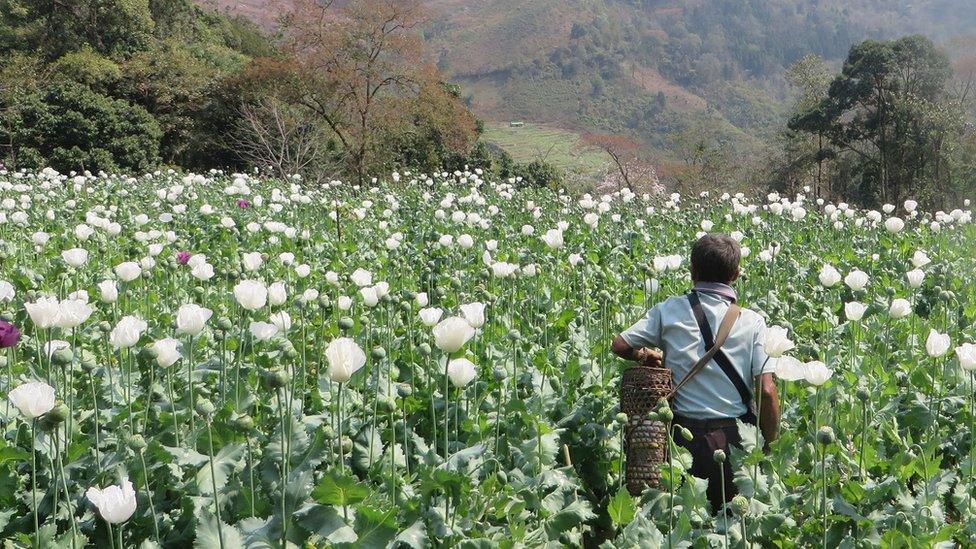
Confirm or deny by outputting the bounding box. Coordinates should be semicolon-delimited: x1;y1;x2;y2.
612;233;780;512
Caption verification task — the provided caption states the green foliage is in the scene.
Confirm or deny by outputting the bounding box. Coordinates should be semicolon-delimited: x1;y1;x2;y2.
607;489;636;526
520;159;565;189
785;35;969;207
51;46;122;89
4;82;162;173
0;0;272;173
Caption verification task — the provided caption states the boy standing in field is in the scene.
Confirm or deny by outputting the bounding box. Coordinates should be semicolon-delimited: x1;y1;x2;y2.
611;233;780;512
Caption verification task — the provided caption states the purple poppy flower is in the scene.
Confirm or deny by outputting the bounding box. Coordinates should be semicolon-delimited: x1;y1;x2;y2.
0;320;20;348
236;199;250;209
176;251;192;265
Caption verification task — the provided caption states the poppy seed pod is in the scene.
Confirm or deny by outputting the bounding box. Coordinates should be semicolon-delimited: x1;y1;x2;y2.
731;495;750;516
233;414;255;432
615;412;629;425
338;317;354;331
195;398;216;418
264;369;290;390
378;397;396;413
52;348;73;366
817;426;835;445
40;403;69;431
127;434;147;451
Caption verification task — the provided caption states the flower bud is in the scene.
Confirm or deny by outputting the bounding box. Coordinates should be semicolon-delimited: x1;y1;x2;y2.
615;412;629;425
713;449;726;463
397;384;413;398
217;317;234;332
679;427;694;442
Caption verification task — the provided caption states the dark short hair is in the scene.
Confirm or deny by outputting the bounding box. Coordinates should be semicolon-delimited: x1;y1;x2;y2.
690;234;740;283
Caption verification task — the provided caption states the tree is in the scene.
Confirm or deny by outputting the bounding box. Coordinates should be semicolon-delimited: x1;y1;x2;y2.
582;133;661;193
229;97;335;182
787;36;966;207
582;133;639;191
784;55;833;197
280;0;476;184
3;81;161;172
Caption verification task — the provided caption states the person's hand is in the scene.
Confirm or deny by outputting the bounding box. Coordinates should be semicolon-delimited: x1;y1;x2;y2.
634;347;663;367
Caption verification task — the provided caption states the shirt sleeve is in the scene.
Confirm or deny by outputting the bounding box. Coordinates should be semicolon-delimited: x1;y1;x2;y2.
620;304;663;349
751;315;776;377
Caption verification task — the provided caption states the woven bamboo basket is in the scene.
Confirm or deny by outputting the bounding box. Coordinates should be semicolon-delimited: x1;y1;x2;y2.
620;365;672;416
625;417;669;493
620;363;672;495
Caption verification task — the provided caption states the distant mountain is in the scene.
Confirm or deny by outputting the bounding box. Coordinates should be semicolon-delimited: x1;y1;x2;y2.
207;0;976;162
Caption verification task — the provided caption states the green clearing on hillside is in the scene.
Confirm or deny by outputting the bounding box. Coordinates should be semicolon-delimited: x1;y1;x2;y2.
482;122;608;183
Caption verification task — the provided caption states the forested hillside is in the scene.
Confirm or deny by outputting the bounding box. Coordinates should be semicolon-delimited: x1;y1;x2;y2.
0;0;273;172
425;0;976;149
0;0;491;184
207;0;976;190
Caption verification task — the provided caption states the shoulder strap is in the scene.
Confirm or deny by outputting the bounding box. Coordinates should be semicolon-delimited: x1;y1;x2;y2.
665;292;741;400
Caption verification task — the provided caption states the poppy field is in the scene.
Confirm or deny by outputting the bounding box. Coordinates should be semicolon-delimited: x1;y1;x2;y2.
1;167;975;547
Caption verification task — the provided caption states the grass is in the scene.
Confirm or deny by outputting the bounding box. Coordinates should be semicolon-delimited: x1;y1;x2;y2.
482;122;608;183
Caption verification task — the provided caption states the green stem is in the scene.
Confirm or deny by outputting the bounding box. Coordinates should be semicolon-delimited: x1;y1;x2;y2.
443;355;450;461
720;459;728;549
139;449;160;544
54;434;79;548
206;420;225;549
821;445;828;549
31;419;39;549
188;336;196;434
277;389;289;547
246;436;256;517
859;399;868;479
337;383;345;475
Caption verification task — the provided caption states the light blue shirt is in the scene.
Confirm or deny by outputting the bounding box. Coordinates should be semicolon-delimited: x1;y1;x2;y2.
621;285;774;420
